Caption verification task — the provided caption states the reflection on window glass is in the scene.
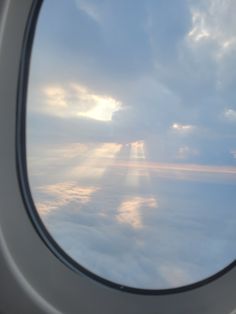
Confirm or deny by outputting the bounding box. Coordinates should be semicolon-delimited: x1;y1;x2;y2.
27;0;236;289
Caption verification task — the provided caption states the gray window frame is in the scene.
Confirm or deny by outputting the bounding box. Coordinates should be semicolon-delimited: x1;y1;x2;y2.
0;1;235;313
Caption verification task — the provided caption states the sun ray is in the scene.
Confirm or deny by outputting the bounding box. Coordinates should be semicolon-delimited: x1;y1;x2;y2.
125;141;150;187
68;142;123;180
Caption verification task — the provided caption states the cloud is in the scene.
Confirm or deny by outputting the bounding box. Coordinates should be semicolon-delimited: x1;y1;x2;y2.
75;0;102;24
188;10;211;42
41;83;122;122
171;123;195;134
116;196;157;229
36;182;99;215
43;86;68;108
224;108;236;122
187;0;236;52
31;163;236;288
28;140;236;289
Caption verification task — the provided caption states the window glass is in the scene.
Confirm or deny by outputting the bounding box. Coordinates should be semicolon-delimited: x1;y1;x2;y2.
27;0;236;290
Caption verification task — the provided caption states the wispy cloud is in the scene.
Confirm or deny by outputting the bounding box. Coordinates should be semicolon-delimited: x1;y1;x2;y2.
75;0;102;24
187;0;236;54
188;10;211;42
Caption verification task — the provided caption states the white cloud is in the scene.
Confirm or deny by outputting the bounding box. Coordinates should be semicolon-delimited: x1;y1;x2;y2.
224;108;236;122
171;123;195;134
187;0;236;58
75;0;102;24
188;11;211;42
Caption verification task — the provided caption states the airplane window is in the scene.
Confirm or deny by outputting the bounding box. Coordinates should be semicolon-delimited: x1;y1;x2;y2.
26;0;236;290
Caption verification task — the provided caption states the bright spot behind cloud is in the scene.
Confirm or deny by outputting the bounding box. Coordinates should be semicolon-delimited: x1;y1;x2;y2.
43;83;122;121
171;123;195;133
77;94;121;121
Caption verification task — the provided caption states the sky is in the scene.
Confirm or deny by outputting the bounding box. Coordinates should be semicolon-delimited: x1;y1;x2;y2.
26;0;236;289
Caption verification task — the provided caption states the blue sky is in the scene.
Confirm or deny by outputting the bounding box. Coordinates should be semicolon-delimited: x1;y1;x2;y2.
27;0;236;289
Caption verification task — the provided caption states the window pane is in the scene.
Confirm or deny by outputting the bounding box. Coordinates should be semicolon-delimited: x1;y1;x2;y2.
27;0;236;290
